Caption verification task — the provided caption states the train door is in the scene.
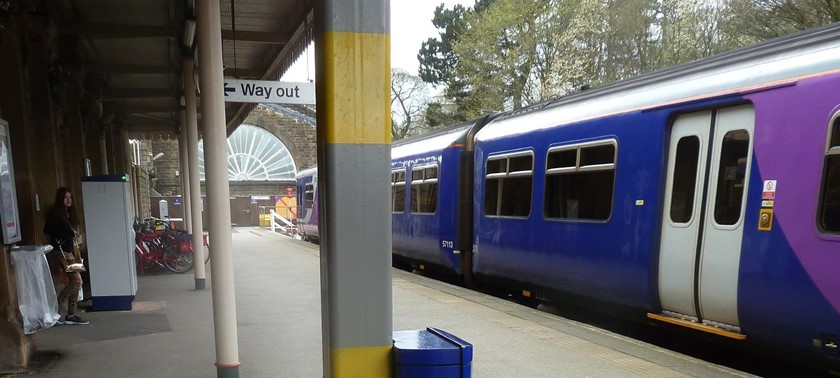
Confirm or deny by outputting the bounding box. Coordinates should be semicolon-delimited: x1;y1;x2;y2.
657;104;754;332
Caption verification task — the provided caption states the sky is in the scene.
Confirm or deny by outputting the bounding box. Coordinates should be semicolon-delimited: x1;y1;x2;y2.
280;0;474;82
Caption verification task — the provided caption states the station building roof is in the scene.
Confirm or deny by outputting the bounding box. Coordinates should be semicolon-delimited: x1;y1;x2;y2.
58;0;312;139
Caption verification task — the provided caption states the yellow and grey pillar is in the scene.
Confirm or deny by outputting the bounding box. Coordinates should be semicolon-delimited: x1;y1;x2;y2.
196;0;239;376
315;0;392;376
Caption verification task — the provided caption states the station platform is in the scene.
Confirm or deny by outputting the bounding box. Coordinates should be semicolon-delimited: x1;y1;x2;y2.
25;227;755;377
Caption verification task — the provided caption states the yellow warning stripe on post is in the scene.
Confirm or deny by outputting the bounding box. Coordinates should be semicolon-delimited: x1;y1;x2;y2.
331;345;392;377
321;31;391;145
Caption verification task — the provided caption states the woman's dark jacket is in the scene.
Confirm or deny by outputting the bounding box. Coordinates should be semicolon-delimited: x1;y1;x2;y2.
43;209;75;253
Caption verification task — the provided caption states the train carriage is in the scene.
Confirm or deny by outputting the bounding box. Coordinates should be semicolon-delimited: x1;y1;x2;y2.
471;23;840;361
391;117;496;277
293;23;840;368
295;167;319;242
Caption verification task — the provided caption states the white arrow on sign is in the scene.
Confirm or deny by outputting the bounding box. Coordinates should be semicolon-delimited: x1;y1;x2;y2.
223;79;315;105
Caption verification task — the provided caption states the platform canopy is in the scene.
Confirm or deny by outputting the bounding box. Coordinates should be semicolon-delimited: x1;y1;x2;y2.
54;0;313;139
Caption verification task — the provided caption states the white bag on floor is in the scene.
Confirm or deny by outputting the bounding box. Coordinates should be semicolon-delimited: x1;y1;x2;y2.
10;245;61;334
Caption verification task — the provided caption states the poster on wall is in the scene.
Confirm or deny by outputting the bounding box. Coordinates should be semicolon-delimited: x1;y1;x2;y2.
0;119;21;244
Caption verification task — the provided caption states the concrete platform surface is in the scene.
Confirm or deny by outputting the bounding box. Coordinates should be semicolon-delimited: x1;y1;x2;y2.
24;227;755;377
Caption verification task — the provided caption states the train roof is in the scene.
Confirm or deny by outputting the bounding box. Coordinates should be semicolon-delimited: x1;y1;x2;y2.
391;119;478;159
476;22;840;143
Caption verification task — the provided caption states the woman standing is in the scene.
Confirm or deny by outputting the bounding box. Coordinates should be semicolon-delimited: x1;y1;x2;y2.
43;187;89;325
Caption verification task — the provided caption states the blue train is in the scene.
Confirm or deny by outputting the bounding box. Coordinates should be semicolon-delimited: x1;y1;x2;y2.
295;166;320;242
300;24;840;368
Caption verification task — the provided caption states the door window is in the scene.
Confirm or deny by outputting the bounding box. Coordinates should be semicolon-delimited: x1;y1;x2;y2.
670;136;700;223
819;117;840;232
304;183;315;209
713;130;750;226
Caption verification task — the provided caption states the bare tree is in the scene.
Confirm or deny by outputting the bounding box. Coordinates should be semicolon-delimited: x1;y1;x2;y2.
723;0;840;41
391;68;431;140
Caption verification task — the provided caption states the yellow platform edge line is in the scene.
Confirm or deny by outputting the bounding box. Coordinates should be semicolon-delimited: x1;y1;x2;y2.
647;313;747;340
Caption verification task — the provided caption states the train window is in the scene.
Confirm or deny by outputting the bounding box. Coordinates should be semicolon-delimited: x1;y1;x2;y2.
304;184;315;209
391;170;406;213
580;144;614;166
509;155;532;172
670;136;700;223
547;149;576;170
411;165;438;214
484;153;533;217
713;130;749;226
487;159;505;174
544;141;616;221
819;117;840;232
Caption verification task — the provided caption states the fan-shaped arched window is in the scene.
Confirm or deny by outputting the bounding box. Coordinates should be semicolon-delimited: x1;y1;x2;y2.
198;124;296;181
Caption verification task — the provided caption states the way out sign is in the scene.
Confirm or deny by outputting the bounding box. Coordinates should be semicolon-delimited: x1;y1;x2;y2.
223;79;315;105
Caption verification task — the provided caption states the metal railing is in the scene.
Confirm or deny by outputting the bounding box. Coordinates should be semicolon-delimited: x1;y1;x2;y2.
268;209;296;236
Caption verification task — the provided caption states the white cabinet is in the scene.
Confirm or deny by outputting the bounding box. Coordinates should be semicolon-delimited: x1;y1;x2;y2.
82;175;137;311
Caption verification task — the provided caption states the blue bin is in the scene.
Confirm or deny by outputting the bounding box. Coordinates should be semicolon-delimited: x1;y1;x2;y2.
392;327;473;377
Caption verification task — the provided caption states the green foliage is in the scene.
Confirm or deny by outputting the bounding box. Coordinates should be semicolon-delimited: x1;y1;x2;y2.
417;0;498;87
425;102;463;128
453;0;552;111
418;4;469;86
416;0;839;129
417;0;499;126
722;0;840;41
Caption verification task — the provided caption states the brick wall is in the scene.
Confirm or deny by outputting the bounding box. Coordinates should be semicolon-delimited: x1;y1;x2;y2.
244;105;317;171
150;139;181;195
229;181;295;197
135;165;151;219
138;105;316;208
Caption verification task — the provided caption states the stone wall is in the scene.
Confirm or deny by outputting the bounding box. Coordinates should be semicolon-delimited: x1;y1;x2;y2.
149;139;181;195
229;181;296;197
244;105;317;171
140;104;316;201
133;165;151;219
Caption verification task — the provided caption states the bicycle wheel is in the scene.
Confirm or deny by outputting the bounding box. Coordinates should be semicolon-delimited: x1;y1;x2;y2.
188;245;208;265
135;245;155;274
163;243;193;273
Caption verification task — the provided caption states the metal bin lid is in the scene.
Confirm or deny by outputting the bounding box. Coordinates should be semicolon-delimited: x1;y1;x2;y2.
392;327;473;366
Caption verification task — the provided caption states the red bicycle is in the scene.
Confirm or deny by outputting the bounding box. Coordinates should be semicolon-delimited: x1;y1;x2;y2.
133;218;209;274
